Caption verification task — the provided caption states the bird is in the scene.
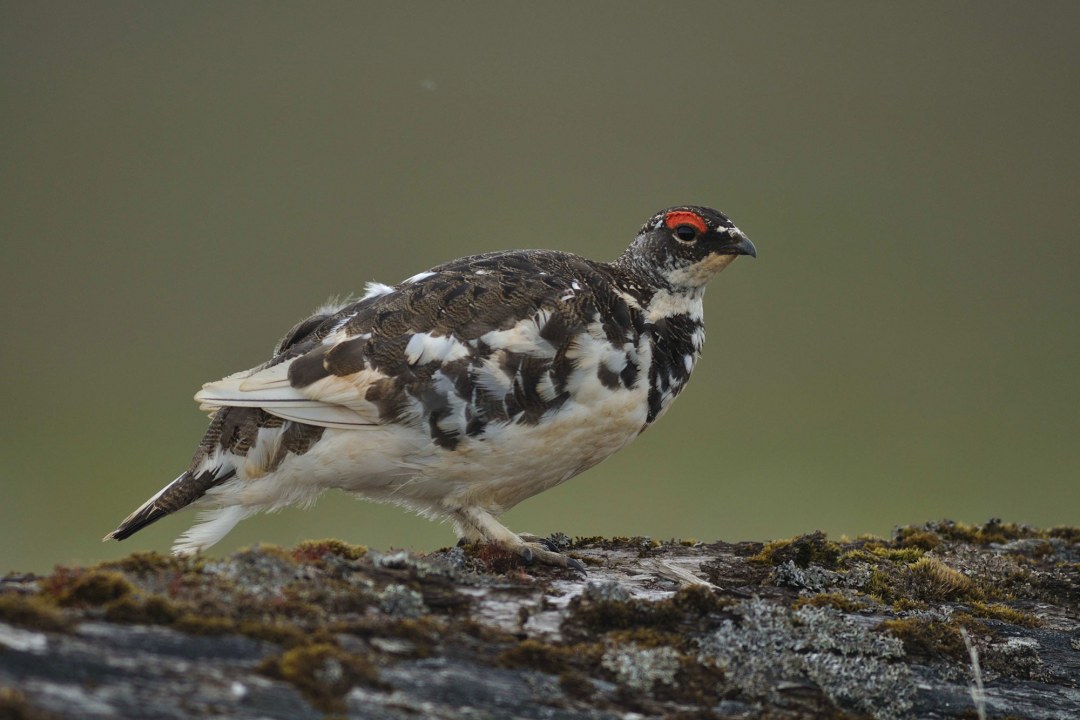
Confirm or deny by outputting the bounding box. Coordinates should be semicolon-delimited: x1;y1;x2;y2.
104;205;756;571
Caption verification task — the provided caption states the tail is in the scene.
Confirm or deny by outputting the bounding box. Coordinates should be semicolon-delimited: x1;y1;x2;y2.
103;467;236;543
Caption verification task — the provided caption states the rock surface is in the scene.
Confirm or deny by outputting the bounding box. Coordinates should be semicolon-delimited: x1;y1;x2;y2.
1;520;1078;719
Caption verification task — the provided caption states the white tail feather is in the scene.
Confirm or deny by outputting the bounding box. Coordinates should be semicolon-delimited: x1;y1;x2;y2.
171;506;258;555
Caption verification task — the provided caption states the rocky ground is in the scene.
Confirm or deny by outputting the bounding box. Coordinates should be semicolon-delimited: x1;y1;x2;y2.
1;519;1078;719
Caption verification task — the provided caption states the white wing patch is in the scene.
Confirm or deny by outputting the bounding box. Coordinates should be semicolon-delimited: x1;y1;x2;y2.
404;332;471;365
479;310;555;356
195;345;389;429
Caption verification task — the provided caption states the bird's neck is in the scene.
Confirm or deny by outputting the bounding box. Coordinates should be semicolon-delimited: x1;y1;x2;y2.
639;287;706;426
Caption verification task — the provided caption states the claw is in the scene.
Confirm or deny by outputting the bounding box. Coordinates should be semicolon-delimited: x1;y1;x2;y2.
513;541;587;575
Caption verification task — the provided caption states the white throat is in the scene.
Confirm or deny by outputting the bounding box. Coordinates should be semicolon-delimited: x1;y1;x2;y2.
663;253;738;289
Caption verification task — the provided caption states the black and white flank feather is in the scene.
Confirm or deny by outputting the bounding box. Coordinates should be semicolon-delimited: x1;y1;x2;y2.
105;206;755;569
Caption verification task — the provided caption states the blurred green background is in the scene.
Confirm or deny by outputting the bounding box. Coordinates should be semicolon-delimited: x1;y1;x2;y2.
2;2;1077;574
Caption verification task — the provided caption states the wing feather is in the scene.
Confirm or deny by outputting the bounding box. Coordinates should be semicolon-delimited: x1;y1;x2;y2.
192;249;607;431
195;358;386;427
263;404;377;429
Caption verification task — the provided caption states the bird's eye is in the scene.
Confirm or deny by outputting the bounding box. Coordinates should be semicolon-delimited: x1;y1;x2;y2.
673;224;698;242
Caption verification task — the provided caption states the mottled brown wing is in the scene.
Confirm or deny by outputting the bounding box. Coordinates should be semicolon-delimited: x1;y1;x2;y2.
195;250;613;430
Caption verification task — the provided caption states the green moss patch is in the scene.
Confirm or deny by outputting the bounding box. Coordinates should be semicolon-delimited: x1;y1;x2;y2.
51;570;136;607
173;613;237;636
258;642;386;713
878;617;968;662
792;592;866;613
0;594;71;632
566;585;730;640
292;538;367;563
498;638;604;674
868;556;982;604
967;601;1041;627
98;551;202;576
103;594;181;625
748;531;842;568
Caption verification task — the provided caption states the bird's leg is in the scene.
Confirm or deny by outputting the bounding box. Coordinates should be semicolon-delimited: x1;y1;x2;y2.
452;507;585;574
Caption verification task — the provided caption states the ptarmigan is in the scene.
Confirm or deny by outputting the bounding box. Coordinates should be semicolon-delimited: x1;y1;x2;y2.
105;205;756;570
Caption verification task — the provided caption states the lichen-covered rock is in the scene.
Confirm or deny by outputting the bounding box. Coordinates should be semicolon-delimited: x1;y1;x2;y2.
1;521;1077;719
698;600;913;720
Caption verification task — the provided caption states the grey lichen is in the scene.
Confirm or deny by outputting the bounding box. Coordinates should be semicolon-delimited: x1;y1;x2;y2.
698;598;915;720
771;558;873;592
771;559;842;592
583;580;632;604
601;643;680;691
203;546;298;600
377;584;426;619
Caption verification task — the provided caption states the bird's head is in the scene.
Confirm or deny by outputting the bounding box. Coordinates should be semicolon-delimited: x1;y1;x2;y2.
622;205;756;290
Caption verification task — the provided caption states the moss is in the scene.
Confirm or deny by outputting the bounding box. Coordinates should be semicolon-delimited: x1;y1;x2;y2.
236;619;312;647
607;628;685;650
1047;526;1080;542
557;670;595;701
747;531;841;568
570;596;681;634
894;528;943;551
907;557;979;601
566;585;730;645
498;639;603;674
658;656;727;709
0;687;60;720
864;567;892;601
458;541;530;573
868;557;981;604
568;535;656;552
99;551;201;575
103;594;181;625
53;570;136;607
258;642;385;713
899;519;1055;547
173;613;237;636
335;615;446;658
386;616;444;643
892;598;929;613
792;592;865;613
266;590;333;623
870;546;925;563
0;594;71;632
878;617;967;662
669;585;735;615
967;601;1041;628
835;542;924;573
456;618;518;645
292;538;367;563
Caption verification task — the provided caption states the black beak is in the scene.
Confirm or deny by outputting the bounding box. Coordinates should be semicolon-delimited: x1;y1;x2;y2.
721;229;757;258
